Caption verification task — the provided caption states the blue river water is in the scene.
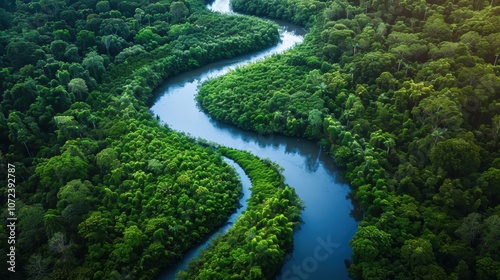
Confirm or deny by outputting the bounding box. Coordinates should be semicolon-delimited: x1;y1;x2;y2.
152;1;358;279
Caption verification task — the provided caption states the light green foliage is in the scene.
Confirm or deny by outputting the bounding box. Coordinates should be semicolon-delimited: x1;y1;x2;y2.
351;226;391;262
35;145;90;191
95;147;119;173
134;28;160;50
179;148;302;279
67;78;88;100
57;180;92;210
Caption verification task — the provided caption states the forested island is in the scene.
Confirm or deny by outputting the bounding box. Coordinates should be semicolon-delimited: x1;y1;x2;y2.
0;0;499;279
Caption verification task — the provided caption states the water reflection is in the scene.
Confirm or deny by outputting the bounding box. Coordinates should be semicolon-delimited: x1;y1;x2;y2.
208;119;323;168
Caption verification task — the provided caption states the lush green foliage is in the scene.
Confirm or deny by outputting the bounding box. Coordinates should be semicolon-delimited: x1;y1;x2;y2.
197;44;328;138
178;148;302;279
0;0;287;279
232;0;326;27
198;0;500;278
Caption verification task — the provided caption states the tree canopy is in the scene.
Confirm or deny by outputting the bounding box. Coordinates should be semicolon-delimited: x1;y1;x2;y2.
0;0;291;279
196;0;500;278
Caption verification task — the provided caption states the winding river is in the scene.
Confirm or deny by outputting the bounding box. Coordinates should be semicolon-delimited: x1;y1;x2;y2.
152;1;358;279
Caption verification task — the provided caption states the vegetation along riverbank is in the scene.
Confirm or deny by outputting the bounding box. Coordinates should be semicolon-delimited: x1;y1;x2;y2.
0;0;287;278
0;0;499;279
199;0;500;278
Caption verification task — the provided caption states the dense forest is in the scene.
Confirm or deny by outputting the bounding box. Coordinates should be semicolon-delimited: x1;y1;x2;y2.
197;0;500;278
178;148;302;279
0;0;300;279
1;0;499;279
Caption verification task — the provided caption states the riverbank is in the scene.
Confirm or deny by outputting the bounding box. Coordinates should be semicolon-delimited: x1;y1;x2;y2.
176;148;303;279
158;156;252;279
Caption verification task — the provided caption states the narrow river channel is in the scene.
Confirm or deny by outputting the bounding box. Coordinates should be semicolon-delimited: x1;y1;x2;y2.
152;1;358;279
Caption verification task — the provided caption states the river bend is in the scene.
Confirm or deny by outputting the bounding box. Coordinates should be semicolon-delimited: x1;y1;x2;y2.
152;1;358;279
